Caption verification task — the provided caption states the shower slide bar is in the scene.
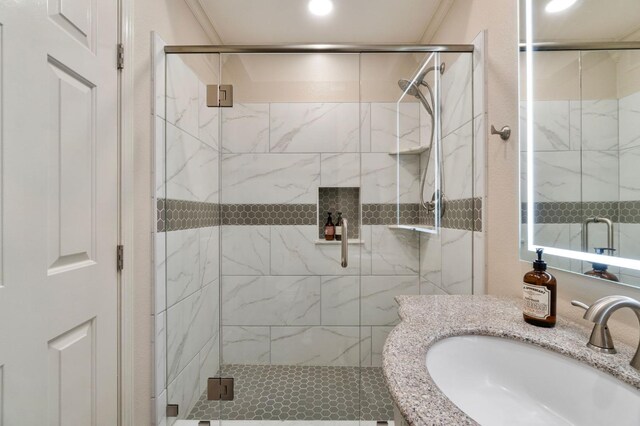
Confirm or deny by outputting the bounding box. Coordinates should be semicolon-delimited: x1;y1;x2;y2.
164;44;475;54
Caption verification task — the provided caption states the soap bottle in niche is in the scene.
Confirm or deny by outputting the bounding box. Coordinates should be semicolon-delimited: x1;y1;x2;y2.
335;212;343;241
324;212;335;241
523;248;557;328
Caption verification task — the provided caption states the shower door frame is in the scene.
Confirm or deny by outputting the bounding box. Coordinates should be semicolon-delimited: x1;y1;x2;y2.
161;43;475;424
164;44;475;54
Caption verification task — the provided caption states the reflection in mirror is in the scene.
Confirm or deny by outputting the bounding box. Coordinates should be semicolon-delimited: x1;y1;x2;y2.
519;0;640;288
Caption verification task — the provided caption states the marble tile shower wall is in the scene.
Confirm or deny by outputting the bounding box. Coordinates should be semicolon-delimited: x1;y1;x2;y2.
520;89;640;285
219;100;424;368
152;34;221;425
419;33;487;298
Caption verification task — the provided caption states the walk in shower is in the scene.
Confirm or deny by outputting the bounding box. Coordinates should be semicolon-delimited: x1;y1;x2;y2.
152;40;485;425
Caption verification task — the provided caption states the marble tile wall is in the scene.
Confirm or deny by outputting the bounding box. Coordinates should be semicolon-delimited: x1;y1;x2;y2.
217;97;430;368
153;33;221;425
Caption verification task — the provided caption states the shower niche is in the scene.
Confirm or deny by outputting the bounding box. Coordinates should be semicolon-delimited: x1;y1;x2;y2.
317;187;361;243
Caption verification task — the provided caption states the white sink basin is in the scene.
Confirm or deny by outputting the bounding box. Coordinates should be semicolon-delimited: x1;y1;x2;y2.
426;335;640;426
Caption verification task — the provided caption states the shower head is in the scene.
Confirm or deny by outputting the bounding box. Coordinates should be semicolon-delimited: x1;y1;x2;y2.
398;79;433;116
398;62;444;116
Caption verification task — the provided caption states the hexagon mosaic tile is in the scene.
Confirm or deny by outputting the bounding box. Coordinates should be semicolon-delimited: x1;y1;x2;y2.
186;365;394;422
157;198;484;232
361;204;420;226
157;199;219;232
222;204;317;226
419;197;481;232
520;201;640;224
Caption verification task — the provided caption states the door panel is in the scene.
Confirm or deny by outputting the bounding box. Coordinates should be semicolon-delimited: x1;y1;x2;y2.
47;319;95;426
47;57;97;274
0;0;119;424
218;52;363;423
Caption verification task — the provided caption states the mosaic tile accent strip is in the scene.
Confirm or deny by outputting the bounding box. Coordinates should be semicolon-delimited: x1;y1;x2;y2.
417;197;482;232
221;204;317;226
186;364;394;421
519;201;640;224
619;201;640;223
319;188;360;239
442;198;481;232
155;198;484;231
361;204;420;225
157;199;220;232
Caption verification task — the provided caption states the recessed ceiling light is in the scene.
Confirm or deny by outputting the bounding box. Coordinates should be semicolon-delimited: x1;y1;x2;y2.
308;0;333;16
545;0;578;13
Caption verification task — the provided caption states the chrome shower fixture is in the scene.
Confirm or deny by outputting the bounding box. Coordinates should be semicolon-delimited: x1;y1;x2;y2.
397;62;446;216
398;79;433;115
397;62;445;116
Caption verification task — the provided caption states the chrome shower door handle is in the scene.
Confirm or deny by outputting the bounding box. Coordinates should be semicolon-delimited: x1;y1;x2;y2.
341;219;348;268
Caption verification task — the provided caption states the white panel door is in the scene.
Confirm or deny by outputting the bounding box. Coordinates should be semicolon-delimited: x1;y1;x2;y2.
0;0;119;425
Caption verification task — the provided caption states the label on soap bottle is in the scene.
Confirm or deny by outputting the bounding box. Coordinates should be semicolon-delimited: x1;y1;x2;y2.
523;283;551;319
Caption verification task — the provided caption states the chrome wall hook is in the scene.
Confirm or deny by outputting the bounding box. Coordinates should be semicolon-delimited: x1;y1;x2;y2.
491;124;511;141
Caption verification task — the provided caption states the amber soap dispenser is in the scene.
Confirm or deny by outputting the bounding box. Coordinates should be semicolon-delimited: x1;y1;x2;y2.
523;248;557;328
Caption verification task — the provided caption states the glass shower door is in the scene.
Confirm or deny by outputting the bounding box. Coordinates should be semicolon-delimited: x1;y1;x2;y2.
217;52;365;423
161;51;221;424
160;47;470;425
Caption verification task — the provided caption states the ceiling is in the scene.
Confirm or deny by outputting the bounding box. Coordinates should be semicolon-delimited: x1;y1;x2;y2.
522;0;640;42
197;0;446;44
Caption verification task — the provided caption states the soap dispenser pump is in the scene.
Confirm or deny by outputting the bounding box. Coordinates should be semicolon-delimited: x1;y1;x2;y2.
523;248;557;328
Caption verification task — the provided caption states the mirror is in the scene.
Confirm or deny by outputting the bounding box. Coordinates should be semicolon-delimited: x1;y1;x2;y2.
519;0;640;287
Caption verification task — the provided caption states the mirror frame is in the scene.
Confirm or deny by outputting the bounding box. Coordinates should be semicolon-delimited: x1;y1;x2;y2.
520;0;640;271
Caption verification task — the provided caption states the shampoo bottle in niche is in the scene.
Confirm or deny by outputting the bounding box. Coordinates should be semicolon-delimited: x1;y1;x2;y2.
335;212;343;241
523;248;557;328
324;212;335;241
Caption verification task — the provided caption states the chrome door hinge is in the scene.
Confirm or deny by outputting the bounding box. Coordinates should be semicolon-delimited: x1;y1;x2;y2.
117;44;125;70
166;404;179;417
207;377;234;400
117;245;124;271
206;84;234;107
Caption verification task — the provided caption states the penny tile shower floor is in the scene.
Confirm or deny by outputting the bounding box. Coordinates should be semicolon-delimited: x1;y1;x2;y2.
187;365;395;421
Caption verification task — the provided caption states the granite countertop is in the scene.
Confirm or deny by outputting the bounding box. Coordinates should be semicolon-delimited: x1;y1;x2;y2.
382;295;640;425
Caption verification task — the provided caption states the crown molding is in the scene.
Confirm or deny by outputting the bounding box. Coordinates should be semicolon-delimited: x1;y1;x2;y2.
420;0;455;43
184;0;223;44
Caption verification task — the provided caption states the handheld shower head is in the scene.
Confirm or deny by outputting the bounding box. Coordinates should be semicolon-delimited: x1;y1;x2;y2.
397;61;445;115
398;79;433;115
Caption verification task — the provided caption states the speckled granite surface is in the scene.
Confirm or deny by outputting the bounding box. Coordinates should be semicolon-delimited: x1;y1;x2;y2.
382;295;640;425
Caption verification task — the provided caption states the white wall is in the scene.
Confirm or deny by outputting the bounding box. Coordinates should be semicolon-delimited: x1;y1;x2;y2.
133;1;218;425
429;0;640;346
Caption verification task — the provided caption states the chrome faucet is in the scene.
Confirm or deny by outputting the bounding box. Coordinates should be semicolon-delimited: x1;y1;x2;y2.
572;296;640;371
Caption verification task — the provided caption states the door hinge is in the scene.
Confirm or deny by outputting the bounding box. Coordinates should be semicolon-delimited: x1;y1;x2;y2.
117;245;124;271
117;43;125;70
206;84;234;108
207;377;234;401
166;404;179;417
